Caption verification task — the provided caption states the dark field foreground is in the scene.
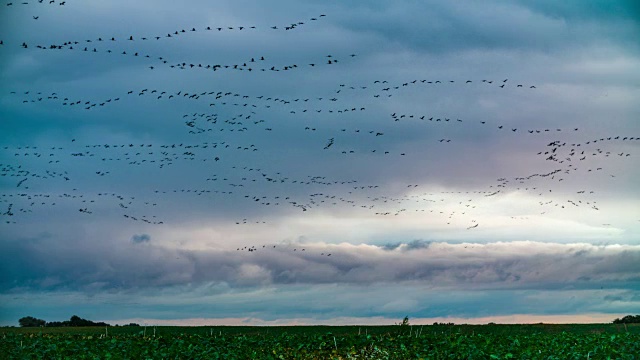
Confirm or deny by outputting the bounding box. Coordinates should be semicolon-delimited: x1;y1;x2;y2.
2;323;639;359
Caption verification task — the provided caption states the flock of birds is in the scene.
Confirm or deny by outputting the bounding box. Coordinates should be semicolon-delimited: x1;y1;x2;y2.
1;7;637;256
1;7;330;74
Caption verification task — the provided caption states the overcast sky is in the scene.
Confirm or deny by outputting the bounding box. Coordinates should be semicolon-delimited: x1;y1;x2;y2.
0;0;639;326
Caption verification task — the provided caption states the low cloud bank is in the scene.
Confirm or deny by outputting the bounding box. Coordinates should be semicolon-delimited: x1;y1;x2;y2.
2;239;639;292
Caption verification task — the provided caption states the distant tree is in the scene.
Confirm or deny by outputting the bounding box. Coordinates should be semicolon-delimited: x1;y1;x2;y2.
69;315;91;327
613;315;640;324
124;323;140;327
43;316;111;327
19;316;46;327
68;315;111;327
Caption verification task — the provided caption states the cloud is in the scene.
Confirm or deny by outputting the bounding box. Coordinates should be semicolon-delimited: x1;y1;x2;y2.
0;0;638;325
131;234;151;243
2;235;639;293
1;283;634;326
332;0;639;57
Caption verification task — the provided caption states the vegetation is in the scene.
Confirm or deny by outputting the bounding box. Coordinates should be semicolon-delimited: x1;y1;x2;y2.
18;315;110;328
613;315;640;324
18;317;46;328
1;324;639;359
397;316;410;327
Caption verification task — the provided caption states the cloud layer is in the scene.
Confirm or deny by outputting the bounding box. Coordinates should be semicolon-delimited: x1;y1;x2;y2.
3;238;639;291
0;0;638;325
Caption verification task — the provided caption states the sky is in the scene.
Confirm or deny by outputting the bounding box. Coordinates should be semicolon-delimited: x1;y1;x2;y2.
0;0;639;326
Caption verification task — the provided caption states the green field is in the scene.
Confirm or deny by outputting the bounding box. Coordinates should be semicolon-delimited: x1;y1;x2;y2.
2;324;639;359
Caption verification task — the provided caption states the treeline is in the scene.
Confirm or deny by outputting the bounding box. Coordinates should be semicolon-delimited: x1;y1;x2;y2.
18;315;140;327
613;315;640;324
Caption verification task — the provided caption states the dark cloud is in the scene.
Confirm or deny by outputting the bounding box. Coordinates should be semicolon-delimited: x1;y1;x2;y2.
333;0;639;56
404;239;431;250
519;0;640;23
131;234;151;243
2;234;639;292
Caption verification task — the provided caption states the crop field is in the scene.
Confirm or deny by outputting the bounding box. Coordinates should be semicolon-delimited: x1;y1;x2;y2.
2;324;639;359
